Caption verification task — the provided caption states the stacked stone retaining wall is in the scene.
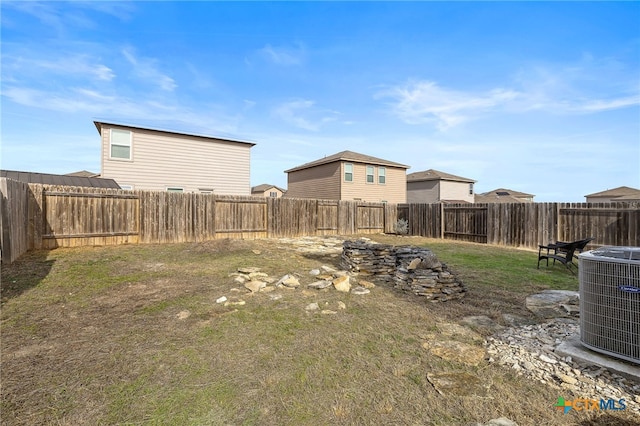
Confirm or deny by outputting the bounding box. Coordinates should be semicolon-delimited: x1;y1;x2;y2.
341;240;466;301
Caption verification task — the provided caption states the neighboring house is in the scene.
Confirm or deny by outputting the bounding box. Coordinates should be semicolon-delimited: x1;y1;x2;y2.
95;120;256;194
1;169;120;189
284;150;409;203
252;184;286;198
406;169;476;204
584;186;640;203
65;170;100;178
475;188;535;203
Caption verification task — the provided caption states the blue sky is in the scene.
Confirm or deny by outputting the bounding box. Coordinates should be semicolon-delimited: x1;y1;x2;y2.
1;1;639;202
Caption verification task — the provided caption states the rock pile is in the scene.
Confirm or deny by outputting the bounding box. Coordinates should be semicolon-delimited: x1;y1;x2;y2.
341;240;466;301
229;264;375;298
486;319;640;415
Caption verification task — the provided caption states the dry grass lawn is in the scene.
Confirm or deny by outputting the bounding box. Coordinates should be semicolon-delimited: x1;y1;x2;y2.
1;235;638;425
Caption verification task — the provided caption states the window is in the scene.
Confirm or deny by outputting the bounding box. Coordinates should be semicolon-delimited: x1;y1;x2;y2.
119;184;133;190
199;188;214;194
378;167;386;184
469;183;474;195
110;129;132;160
344;163;353;182
366;166;374;183
167;187;183;193
269;191;278;197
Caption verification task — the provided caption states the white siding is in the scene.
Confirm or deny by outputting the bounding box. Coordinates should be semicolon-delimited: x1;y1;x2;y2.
440;181;474;203
100;125;252;195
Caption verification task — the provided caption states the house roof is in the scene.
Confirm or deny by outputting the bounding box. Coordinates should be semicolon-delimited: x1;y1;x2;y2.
475;193;529;203
284;150;410;173
480;188;534;198
251;184;286;193
65;170;100;178
93;119;256;146
1;169;121;189
584;186;640;198
406;169;476;183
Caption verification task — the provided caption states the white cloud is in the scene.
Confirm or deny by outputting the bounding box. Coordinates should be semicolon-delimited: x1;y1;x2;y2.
260;43;305;66
272;100;338;131
377;80;520;130
1;85;240;135
122;48;177;91
2;53;115;82
570;96;640;113
378;71;639;131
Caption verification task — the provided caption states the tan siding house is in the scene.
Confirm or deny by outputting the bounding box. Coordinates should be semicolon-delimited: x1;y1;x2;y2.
585;186;640;203
251;184;286;198
96;120;255;194
284;150;409;203
407;169;476;203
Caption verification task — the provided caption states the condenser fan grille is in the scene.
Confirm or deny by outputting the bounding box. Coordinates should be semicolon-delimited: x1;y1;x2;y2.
579;247;640;364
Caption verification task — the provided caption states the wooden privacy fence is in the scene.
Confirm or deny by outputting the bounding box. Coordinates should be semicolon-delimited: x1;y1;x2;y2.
0;180;394;263
399;202;640;249
1;178;638;264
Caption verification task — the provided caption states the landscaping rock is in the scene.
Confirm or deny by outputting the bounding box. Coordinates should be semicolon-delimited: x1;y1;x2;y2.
216;296;227;304
422;340;486;366
359;279;376;289
525;290;579;318
351;287;370;295
333;276;351;292
282;275;300;288
176;310;191;320
485;319;640;416
305;302;319;311
308;280;333;289
244;280;266;293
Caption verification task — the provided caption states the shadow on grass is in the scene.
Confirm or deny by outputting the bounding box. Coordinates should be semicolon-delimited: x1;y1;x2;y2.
1;250;54;303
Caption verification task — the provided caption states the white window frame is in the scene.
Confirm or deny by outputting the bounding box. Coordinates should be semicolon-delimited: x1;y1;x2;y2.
167;187;184;193
469;183;474;195
110;129;132;160
269;191;278;197
119;184;133;190
378;167;386;184
366;165;374;184
198;188;214;194
344;163;353;182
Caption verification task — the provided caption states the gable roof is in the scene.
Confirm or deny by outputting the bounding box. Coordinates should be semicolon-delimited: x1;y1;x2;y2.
284;150;409;173
93;119;256;146
406;169;476;183
1;169;120;189
585;186;640;198
480;188;534;198
65;170;100;178
251;184;286;193
475;193;529;203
